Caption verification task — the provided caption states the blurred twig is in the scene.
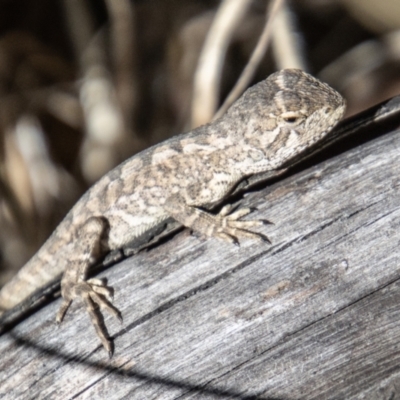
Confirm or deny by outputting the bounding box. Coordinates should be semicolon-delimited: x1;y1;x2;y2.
191;0;252;128
105;0;137;133
214;0;284;120
62;0;94;63
271;0;306;70
63;0;132;182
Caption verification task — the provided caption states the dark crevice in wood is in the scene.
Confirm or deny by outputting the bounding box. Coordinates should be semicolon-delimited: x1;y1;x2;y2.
360;205;400;229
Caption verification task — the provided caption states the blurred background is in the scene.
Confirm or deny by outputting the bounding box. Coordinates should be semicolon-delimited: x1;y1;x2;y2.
0;0;399;287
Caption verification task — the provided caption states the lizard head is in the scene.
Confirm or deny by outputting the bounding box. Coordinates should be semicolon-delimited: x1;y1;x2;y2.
226;69;346;172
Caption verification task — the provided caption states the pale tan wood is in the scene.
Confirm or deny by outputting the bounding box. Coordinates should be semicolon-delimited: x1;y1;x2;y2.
1;126;400;399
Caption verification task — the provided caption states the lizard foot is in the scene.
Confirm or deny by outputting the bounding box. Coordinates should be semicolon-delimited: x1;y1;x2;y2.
212;204;271;245
56;278;122;357
165;195;271;246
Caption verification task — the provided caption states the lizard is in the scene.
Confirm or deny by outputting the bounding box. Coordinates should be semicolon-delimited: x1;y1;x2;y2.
0;69;346;356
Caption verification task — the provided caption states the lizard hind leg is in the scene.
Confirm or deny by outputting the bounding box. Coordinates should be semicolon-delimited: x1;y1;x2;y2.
55;216;122;357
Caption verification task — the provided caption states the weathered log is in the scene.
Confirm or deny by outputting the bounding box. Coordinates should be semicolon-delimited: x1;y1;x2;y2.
1;99;400;399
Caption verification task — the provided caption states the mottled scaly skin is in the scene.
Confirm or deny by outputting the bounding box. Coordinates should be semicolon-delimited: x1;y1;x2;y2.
0;69;346;355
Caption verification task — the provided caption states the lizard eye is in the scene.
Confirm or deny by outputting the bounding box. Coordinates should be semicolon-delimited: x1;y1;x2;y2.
281;111;302;124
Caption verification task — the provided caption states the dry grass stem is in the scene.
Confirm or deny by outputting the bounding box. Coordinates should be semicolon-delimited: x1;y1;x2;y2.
191;0;252;128
214;0;284;120
105;0;137;133
271;0;306;71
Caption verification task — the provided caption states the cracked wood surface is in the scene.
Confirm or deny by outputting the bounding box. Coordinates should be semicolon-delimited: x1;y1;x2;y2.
1;126;400;399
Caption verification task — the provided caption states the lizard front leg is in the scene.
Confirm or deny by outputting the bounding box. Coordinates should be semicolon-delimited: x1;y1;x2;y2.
56;216;122;356
164;194;270;244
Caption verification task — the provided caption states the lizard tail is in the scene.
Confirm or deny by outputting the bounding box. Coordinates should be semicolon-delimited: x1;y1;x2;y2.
0;253;59;311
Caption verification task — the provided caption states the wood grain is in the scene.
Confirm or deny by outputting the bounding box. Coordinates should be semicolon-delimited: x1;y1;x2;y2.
1;126;400;399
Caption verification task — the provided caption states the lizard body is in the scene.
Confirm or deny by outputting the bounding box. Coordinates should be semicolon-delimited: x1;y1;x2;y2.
0;69;346;355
